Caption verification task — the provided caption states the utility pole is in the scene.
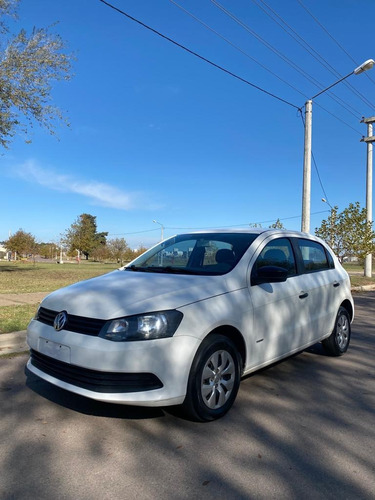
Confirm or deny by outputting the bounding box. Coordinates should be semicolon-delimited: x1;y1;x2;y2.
361;116;375;277
302;100;312;233
301;59;374;234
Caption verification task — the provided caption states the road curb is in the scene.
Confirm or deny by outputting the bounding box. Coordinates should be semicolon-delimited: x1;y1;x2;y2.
351;284;375;292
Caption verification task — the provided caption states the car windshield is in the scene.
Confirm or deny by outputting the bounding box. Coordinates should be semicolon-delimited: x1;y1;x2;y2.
124;233;258;275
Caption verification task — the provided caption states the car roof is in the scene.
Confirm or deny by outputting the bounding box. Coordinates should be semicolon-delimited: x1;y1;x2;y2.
175;228;310;237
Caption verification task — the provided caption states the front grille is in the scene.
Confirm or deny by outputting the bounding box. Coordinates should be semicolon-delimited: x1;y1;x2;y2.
37;307;106;336
30;349;163;393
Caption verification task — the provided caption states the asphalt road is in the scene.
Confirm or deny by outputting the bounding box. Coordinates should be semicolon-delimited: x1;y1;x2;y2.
1;293;374;500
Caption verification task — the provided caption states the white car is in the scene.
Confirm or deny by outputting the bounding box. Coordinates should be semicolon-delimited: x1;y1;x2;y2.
26;229;354;421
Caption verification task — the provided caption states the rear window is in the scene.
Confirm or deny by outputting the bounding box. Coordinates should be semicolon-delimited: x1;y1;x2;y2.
297;239;330;272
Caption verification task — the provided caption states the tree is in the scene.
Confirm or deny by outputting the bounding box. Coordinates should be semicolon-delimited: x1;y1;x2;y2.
5;228;37;258
315;202;375;263
38;242;56;259
107;238;129;266
91;244;110;263
269;218;285;229
132;245;148;259
63;214;108;260
0;0;73;148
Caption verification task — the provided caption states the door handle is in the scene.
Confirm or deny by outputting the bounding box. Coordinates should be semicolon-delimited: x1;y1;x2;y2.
333;282;340;288
299;292;309;299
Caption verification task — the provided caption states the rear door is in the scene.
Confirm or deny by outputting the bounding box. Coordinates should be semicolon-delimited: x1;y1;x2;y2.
292;238;339;340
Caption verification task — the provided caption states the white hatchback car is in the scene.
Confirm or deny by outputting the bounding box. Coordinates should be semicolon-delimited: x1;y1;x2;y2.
27;229;354;421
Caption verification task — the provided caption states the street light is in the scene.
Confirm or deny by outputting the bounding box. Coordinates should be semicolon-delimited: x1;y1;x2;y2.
301;58;375;233
321;197;332;209
152;220;164;241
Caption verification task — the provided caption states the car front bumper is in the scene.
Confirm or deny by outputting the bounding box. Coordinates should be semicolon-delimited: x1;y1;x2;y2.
26;319;201;407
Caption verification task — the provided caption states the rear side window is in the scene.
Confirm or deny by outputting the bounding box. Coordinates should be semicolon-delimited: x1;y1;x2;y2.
254;238;296;276
297;239;330;272
327;250;335;269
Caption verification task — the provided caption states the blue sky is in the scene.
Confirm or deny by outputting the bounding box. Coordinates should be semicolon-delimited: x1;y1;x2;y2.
1;0;374;248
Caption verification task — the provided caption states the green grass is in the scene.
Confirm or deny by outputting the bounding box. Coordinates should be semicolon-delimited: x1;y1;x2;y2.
0;261;118;333
342;263;375;287
343;263;363;273
0;304;37;334
0;261;118;294
349;274;375;287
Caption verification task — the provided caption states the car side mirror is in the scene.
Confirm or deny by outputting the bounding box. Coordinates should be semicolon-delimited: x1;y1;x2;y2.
251;265;288;286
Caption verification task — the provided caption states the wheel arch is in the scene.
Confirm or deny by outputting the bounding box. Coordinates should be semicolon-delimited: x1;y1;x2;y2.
340;299;354;322
205;326;246;371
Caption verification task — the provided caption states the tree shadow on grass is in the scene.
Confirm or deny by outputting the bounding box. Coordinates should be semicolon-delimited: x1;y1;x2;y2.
0;265;37;273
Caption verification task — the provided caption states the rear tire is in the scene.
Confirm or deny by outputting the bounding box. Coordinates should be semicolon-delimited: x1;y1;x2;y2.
181;334;241;422
322;306;351;356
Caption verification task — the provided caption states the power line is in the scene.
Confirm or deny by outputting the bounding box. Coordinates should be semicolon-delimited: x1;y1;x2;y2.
296;0;375;89
252;0;375;111
168;0;309;100
170;0;364;134
250;210;329;226
108;229;159;236
99;0;367;131
211;0;364;119
99;0;300;109
170;0;368;129
314;101;362;136
166;210;330;230
109;208;332;237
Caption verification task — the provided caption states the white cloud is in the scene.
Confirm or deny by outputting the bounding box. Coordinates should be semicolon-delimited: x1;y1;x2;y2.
15;160;149;211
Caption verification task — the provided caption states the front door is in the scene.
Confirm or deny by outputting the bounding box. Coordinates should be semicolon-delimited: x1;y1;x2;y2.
247;237;309;369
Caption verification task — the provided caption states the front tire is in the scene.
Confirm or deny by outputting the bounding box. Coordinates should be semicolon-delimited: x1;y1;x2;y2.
181;334;241;422
322;306;351;356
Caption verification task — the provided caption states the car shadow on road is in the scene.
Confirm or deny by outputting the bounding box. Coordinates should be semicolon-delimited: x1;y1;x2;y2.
24;343;329;422
304;342;328;356
25;366;166;420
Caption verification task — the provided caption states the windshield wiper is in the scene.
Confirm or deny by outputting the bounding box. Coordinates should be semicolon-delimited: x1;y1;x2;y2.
150;266;205;275
124;265;155;273
125;265;213;275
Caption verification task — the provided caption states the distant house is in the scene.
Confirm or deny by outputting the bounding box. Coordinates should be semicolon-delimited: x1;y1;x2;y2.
0;242;11;260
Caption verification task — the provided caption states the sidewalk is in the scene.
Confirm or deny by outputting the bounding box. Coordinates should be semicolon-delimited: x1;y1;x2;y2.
0;292;49;307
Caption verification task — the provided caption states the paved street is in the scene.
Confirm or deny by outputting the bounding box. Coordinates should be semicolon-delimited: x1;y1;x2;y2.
0;293;374;500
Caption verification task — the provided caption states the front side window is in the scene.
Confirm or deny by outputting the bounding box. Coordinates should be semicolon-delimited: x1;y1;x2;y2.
253;238;297;276
125;233;258;275
297;239;329;272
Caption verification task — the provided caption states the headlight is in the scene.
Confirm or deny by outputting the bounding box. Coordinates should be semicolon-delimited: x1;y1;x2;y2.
99;310;183;342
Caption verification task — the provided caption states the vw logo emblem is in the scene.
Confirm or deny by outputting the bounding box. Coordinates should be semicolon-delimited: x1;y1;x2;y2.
54;311;68;331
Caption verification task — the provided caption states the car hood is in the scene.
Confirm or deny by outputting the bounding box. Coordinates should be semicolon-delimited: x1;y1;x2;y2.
40;269;231;319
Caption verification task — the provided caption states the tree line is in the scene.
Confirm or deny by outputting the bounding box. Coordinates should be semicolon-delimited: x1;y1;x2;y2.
3;204;374;266
3;213;147;264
